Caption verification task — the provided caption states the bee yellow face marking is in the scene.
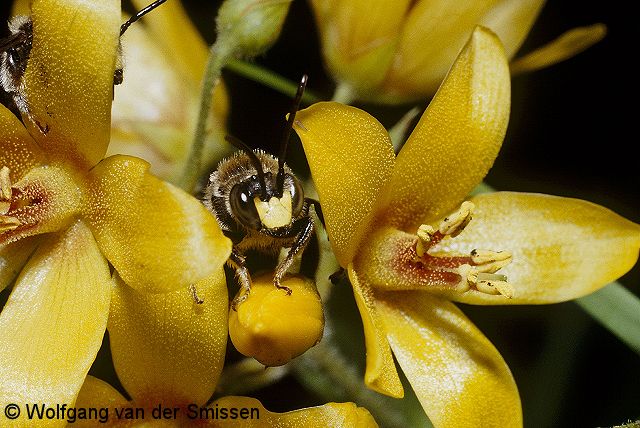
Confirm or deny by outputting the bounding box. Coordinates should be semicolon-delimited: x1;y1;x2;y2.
254;192;293;229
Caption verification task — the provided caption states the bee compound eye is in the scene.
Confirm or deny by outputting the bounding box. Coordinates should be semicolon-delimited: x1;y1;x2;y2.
229;183;262;230
290;177;305;217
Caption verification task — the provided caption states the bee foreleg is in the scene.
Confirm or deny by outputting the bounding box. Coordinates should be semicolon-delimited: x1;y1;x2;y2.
305;197;325;229
274;216;315;294
228;246;252;311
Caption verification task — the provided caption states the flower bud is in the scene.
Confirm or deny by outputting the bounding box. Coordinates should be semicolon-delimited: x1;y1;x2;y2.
229;273;324;367
216;0;292;58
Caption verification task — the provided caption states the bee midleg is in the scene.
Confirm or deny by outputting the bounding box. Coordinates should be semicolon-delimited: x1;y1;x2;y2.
228;246;252;310
274;216;315;294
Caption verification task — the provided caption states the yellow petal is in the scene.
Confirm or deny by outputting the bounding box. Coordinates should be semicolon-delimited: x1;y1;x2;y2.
74;376;129;427
0;237;39;293
478;0;545;59
229;274;324;367
0;105;45;181
379;1;541;101
108;269;228;406
1;165;84;246
0;220;111;408
131;0;208;86
207;396;378;427
348;266;403;398
437;192;640;304
309;0;413;92
75;375;129;411
87;155;232;293
378;291;522;428
11;0;31;15
294;102;395;266
510;24;607;75
378;27;510;232
23;0;120;168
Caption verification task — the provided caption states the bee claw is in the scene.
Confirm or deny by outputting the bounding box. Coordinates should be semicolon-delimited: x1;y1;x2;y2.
231;292;249;311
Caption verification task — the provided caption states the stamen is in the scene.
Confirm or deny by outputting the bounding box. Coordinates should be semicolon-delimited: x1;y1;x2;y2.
407;201;514;299
471;249;512;273
0;215;21;233
416;224;435;257
0;166;12;201
476;273;514;298
439;201;474;236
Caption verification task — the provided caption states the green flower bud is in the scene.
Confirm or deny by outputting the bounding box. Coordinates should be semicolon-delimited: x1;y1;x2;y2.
216;0;292;58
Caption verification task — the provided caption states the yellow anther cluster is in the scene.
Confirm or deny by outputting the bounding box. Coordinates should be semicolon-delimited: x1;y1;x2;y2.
415;224;435;257
0;166;20;232
439;201;474;237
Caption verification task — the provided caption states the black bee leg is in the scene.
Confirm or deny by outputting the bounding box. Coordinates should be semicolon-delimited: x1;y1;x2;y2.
274;216;315;294
189;283;204;304
305;197;325;229
228;246;252;311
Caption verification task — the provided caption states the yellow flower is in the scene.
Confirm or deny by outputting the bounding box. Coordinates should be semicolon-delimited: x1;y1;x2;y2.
0;0;231;410
293;27;640;427
72;271;376;427
310;0;606;103
108;0;229;184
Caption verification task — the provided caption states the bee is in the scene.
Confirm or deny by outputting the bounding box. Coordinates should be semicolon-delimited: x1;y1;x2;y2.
203;75;322;309
0;0;168;121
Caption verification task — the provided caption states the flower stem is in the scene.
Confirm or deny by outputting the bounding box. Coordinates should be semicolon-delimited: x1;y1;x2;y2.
179;39;234;192
331;81;357;104
225;58;321;104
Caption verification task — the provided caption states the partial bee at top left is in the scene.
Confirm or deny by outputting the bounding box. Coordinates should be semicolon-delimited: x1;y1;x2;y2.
0;0;169;122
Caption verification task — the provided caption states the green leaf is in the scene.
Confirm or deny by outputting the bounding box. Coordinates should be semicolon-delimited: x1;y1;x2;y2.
575;282;640;355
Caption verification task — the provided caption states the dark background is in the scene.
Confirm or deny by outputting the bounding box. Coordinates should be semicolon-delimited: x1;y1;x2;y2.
2;1;637;427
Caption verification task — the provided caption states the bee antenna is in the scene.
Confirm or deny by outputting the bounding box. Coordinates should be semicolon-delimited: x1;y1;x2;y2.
120;0;169;36
225;135;268;199
276;74;308;196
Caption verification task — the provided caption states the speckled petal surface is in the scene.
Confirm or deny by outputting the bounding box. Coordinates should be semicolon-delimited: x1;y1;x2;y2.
207;396;379;427
86;155;231;293
0;221;111;410
378;291;521;428
0;105;45;181
108;269;228;406
378;27;510;232
435;192;640;304
23;0;120;168
348;266;403;398
294;102;395;266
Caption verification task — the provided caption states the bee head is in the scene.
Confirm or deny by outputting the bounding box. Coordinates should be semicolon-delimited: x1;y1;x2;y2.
218;75;309;232
220;139;304;232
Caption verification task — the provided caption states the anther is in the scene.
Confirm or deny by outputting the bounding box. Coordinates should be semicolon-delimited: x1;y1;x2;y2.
0;215;21;233
456;266;514;298
476;273;514;298
0;166;12;201
439;201;474;236
471;249;512;273
416;224;436;257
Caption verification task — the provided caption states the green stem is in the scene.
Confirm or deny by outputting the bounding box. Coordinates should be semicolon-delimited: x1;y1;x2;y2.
290;336;416;428
179;39;234;192
331;81;357;104
225;58;321;104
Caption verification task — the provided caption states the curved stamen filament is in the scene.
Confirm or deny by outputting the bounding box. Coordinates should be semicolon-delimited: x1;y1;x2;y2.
412;201;514;298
